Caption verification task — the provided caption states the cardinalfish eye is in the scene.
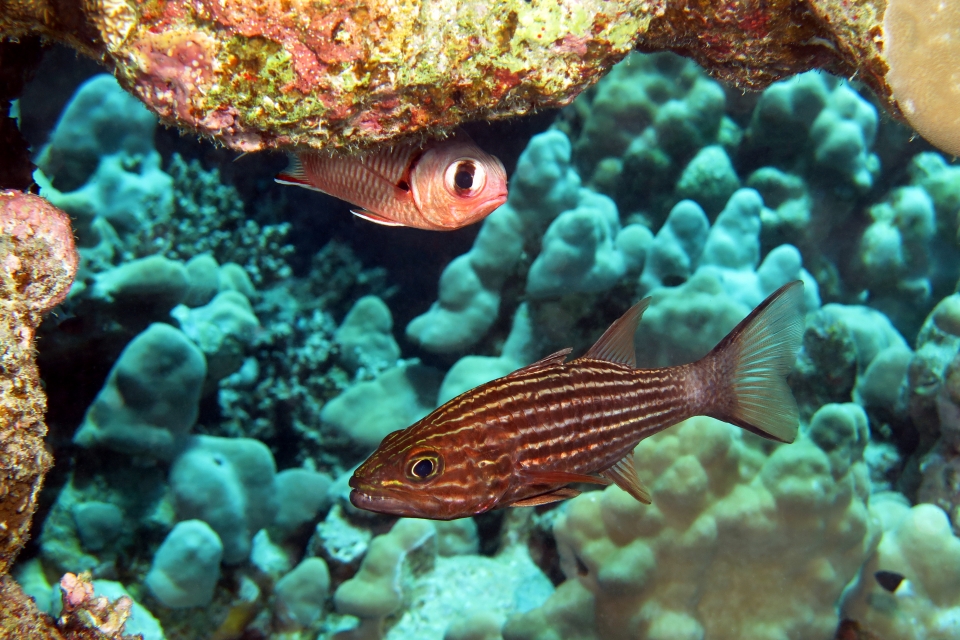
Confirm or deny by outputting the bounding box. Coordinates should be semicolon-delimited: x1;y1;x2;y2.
404;451;443;481
444;159;486;197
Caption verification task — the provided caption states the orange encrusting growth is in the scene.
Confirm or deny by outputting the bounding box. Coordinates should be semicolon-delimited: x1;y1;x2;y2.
350;281;805;520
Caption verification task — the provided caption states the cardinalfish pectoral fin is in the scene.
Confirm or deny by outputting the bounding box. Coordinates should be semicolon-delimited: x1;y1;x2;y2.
509;487;582;507
701;280;806;444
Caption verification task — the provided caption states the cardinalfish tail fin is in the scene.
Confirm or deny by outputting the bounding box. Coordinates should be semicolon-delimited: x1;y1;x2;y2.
702;281;806;443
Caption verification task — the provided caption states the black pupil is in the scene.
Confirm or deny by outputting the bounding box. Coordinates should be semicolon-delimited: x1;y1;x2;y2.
454;164;474;190
412;458;434;478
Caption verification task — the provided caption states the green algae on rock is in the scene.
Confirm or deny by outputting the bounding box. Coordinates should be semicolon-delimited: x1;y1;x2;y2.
0;0;904;153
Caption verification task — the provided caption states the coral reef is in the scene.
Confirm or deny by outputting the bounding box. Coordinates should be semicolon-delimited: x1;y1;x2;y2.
508;406;876;640
0;0;921;154
0;190;77;575
12;44;960;640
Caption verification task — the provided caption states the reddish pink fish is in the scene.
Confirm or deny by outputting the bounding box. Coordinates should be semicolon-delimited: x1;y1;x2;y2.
275;130;507;231
349;282;805;520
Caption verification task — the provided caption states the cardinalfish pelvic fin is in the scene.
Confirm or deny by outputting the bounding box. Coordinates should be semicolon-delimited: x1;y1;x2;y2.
349;281;806;521
275;129;508;231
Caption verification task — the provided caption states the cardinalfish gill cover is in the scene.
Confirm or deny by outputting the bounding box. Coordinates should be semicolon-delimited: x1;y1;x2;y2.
350;281;806;521
275;129;508;231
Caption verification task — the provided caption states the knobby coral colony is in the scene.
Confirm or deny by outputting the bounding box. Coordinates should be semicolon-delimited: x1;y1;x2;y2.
2;0;958;157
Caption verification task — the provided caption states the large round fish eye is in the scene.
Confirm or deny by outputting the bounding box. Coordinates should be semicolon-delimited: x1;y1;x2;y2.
404;451;443;481
444;159;486;197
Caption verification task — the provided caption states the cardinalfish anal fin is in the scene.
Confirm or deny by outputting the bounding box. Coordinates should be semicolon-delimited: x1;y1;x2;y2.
349;281;806;521
275;129;508;231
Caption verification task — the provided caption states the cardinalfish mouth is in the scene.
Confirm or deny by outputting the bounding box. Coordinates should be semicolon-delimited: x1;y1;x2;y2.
348;479;442;518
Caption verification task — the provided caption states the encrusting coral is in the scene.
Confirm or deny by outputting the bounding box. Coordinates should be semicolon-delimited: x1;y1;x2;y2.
0;192;134;639
0;0;925;153
0;190;77;577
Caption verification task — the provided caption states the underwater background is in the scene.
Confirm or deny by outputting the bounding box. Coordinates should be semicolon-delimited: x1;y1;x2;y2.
3;27;960;640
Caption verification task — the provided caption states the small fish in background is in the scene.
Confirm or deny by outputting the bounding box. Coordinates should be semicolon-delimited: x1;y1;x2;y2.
275;129;507;231
350;281;806;520
875;570;913;596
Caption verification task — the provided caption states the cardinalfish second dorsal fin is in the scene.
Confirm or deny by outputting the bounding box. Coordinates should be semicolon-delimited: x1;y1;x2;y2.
599;454;652;504
578;298;652;367
508;487;582;508
702;280;805;444
504;349;572;379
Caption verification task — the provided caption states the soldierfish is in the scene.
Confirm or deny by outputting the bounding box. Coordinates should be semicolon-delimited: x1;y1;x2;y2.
275;130;508;231
350;281;806;520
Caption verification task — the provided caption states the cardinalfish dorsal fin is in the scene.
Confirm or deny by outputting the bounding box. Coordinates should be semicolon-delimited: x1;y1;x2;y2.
578;298;652;367
599;454;652;504
504;348;572;379
701;280;805;444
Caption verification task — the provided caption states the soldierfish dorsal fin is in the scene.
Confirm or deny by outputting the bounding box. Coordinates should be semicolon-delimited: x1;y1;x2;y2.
600;454;652;504
579;298;652;367
350;209;407;227
504;349;572;379
508;487;581;507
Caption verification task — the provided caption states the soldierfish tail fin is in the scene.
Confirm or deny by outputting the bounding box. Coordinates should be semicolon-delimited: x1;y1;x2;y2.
701;281;805;443
275;152;311;186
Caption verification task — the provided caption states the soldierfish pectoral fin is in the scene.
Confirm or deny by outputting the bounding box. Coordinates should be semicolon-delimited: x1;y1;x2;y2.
519;469;612;487
578;298;652;367
509;487;581;507
350;209;407;227
504;349;572;379
600;454;652;504
702;280;805;444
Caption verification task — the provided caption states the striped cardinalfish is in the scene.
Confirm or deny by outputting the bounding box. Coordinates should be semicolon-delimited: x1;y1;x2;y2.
350;281;805;520
275;130;507;231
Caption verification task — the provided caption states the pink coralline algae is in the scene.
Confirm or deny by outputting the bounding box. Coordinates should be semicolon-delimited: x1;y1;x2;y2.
0;0;898;152
0;191;78;578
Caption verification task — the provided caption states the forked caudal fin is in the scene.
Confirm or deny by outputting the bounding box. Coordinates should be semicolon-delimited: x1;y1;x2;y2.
701;281;805;444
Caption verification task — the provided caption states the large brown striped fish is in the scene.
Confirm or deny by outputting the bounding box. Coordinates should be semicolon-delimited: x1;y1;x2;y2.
275;129;507;231
350;281;805;520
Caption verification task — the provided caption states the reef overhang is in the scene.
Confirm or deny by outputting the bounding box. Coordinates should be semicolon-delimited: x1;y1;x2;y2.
0;1;898;150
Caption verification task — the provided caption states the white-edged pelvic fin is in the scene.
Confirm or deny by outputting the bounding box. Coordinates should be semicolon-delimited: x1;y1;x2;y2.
600;454;652;504
505;348;572;379
509;487;581;507
350;209;407;227
705;280;805;443
579;298;652;367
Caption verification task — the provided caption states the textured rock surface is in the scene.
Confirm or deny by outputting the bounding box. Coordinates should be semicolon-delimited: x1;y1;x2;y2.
0;191;77;576
0;0;900;152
